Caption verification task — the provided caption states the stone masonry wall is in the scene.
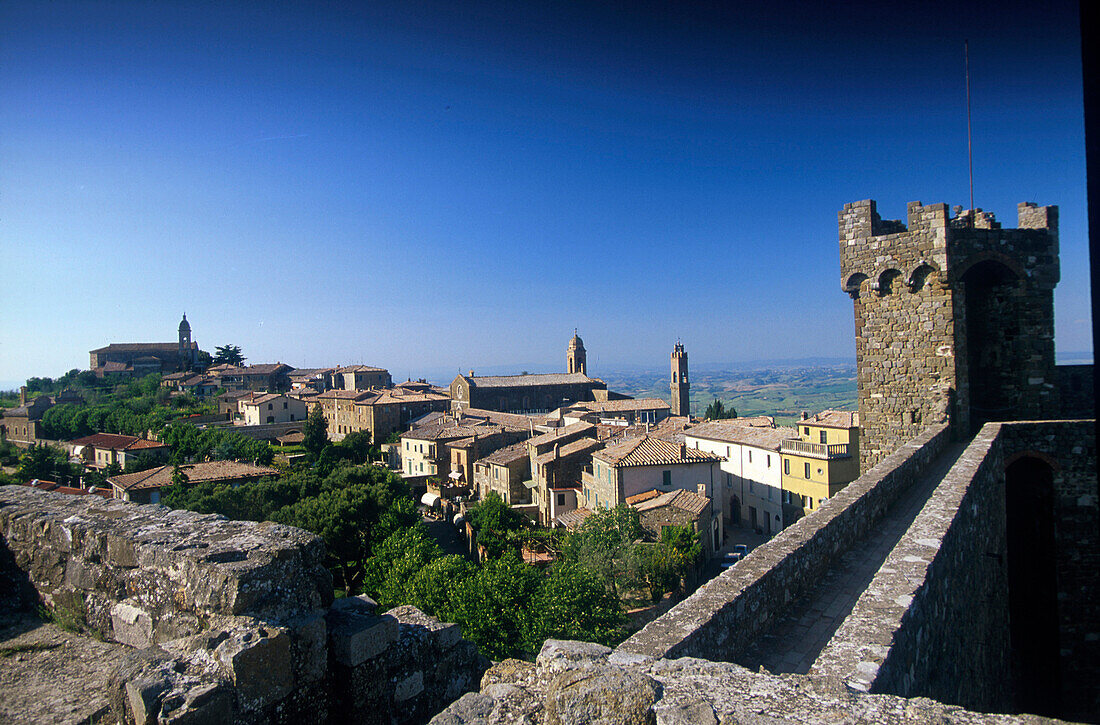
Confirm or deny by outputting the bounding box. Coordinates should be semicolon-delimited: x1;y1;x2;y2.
810;423;1011;713
616;424;950;662
0;486;487;724
839;199;1059;472
1000;419;1099;722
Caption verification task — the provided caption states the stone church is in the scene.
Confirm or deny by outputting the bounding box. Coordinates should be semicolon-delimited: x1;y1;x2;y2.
89;314;205;375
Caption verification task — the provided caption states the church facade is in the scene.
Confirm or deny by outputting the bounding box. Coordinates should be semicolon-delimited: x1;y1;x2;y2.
89;314;204;375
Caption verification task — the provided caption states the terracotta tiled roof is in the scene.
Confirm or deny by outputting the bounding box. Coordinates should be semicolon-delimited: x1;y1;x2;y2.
318;390;376;402
336;364;388;373
534;437;602;466
632;488;710;516
462;372;601;388
69;433;167;451
403;423;502;442
527;422;596;447
244;364;293;375
798;410;859;429
685;423;798;450
240;393;286;406
625;489;662;505
108;461;278;492
90;342;196;354
477;441;530;466
24;481;112;498
572;398;671;413
557;507;593;529
594;436;722;468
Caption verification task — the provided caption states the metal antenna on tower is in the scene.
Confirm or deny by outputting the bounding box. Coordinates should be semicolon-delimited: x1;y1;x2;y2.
965;39;975;218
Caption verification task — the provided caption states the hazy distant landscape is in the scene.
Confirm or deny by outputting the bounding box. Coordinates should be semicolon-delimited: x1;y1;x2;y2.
598;359;858;426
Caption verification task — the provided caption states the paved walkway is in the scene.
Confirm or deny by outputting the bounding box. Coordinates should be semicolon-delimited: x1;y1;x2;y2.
735;441;968;675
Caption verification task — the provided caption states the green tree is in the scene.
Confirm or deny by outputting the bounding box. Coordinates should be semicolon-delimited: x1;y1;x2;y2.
704;399;738;420
361;525;442;606
17;445;79;486
448;552;544;659
302;404;329;457
561;505;643;600
533;562;626;647
338;430;374;464
468;491;528;558
213;344;246;366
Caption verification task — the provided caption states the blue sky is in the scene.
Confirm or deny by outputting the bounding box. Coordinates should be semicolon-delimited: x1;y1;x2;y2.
0;0;1090;387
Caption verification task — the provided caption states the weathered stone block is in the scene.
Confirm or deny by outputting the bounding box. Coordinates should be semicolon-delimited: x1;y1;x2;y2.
326;609;399;667
111;600;155;648
214;627;294;709
395;670;425;702
544;666;659;725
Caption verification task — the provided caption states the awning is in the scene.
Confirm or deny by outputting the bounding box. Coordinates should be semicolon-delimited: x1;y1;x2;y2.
420;493;440;508
523;479;539;489
448;471;463;480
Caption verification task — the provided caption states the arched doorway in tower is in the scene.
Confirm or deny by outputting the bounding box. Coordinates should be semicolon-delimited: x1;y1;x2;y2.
1004;454;1061;716
961;259;1023;432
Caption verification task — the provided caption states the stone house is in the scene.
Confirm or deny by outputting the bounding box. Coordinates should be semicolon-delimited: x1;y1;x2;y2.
558;398;672;427
107;460;279;504
472;440;532;505
1;387;84;448
239;393;309;426
319;384;451;443
68;433;170;471
684;421;798;538
331;365;392;391
629;487;718;558
532;437;603;527
585;436;722;533
779;410;860;524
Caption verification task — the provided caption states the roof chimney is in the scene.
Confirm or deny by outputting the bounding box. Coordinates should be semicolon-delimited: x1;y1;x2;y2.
469;370;475;377
697;483;707;497
800;411;809;420
679;442;686;458
19;386;27;406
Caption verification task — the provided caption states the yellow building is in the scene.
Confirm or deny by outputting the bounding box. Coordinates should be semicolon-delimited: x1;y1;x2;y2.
779;410;859;524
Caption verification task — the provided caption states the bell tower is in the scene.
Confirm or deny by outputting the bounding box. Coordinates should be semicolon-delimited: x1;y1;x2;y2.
178;313;193;371
567;330;587;376
671;342;690;417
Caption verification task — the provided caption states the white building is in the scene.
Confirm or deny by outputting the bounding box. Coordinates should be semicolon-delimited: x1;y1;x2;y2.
684;421;798;538
239;393;309;426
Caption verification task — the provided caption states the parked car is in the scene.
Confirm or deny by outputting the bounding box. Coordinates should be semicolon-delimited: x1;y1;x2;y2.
733;543;749;559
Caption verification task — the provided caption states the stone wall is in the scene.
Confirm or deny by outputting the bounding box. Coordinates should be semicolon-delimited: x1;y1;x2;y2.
810;423;1011;712
839;199;1059;471
616;424;950;662
1000;419;1099;721
0;486;487;724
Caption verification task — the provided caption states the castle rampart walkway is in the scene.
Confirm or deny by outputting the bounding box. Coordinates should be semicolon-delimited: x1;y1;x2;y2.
735;440;968;674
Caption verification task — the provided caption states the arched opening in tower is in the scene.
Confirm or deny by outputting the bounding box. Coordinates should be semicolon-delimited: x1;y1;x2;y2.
962;259;1022;432
1004;455;1061;716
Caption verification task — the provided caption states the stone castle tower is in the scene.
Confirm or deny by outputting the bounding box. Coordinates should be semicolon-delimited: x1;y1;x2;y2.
178;313;193;371
839;199;1059;471
567;331;587;375
671;342;690;417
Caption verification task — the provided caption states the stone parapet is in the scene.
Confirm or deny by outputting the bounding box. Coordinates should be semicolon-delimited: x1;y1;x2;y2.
616;425;950;662
810;422;1011;712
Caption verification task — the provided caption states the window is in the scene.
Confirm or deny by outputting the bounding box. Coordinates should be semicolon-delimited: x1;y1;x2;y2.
748;480;754;493
804;427;810;436
783;459;790;475
662;470;672;487
267;403;273;410
556;493;566;506
766;454;771;467
819;430;827;444
804;462;811;479
747;450;752;463
283;402;288;409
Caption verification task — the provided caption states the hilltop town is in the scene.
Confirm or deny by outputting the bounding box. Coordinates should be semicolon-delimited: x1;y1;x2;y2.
0;197;1095;725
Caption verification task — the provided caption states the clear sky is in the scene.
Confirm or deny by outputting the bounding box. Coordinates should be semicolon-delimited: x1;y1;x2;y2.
1;0;1090;387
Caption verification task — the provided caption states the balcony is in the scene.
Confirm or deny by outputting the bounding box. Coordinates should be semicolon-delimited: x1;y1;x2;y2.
779;439;852;460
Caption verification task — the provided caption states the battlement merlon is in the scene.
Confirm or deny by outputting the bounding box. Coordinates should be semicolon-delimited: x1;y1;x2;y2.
1017;201;1059;237
839;200;949;289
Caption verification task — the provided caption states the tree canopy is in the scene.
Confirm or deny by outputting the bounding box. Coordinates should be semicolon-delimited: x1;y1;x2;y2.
213;344;246;366
302;404;329;457
704;399;738;420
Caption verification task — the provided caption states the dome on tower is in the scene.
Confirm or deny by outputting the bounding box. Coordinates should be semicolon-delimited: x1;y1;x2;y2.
179;314;191;333
568;330;585;350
